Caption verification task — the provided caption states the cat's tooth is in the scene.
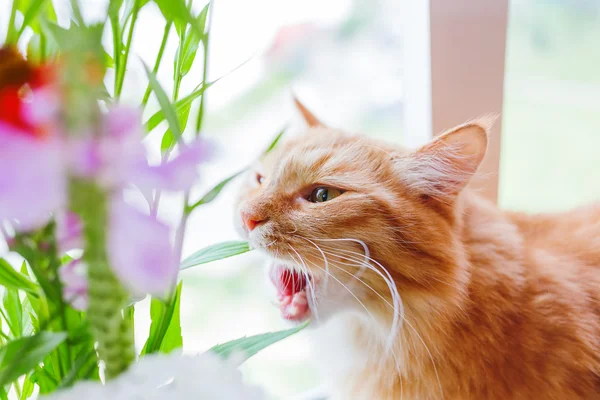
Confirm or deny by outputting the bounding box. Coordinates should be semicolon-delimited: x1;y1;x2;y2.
287;305;298;317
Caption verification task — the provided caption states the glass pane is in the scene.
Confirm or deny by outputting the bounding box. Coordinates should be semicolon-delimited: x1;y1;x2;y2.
500;0;600;212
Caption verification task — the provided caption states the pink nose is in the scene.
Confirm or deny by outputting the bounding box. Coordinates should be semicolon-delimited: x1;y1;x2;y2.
242;211;267;232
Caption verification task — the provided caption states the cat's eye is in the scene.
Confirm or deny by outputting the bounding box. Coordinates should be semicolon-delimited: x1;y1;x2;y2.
309;187;343;203
256;173;264;185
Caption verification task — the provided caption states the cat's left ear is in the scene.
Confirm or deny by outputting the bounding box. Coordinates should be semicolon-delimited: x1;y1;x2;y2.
397;118;493;200
293;95;326;128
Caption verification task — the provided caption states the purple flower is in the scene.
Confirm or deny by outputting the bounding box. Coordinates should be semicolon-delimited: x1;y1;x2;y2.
108;198;178;298
0;64;209;301
56;211;84;253
59;259;88;311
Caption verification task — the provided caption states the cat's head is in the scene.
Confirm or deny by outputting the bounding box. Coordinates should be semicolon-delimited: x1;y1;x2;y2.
235;98;489;332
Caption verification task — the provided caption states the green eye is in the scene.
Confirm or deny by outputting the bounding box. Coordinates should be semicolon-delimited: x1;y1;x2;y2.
309;187;343;203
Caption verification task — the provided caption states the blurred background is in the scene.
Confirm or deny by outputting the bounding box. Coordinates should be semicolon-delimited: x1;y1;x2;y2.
1;0;600;398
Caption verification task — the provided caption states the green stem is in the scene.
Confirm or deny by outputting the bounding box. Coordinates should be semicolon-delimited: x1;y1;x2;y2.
195;3;213;134
115;0;141;98
110;15;121;98
5;0;18;44
142;21;172;106
69;0;84;27
39;32;47;62
73;182;134;380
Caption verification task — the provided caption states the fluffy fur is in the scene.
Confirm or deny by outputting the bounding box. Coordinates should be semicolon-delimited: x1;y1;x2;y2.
236;100;600;399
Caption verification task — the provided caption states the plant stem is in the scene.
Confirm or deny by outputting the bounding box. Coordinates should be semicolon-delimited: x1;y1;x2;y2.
149;17;189;217
69;0;84;27
110;15;121;98
173;1;214;259
142;21;172;107
73;182;134;380
39;32;47;62
115;0;141;98
5;0;18;44
194;3;213;134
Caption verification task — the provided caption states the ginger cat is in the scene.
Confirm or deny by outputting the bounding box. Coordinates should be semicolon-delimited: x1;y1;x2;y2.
236;99;600;399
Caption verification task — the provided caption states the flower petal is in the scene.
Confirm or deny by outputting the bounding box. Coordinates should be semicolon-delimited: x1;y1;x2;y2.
104;106;143;141
0;128;66;230
131;139;212;192
59;259;88;311
56;211;83;253
107;199;178;298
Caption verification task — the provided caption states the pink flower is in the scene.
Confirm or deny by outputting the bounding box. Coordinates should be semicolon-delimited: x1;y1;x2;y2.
59;259;88;311
0;48;209;301
108;198;177;298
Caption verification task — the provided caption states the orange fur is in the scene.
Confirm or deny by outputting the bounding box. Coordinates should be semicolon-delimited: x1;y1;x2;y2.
235;101;600;399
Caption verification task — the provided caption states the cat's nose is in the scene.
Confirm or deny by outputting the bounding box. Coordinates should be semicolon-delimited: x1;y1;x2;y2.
241;211;267;232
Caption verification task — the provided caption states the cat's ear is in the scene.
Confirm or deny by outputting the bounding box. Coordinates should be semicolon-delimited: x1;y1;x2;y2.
293;95;326;128
397;118;493;199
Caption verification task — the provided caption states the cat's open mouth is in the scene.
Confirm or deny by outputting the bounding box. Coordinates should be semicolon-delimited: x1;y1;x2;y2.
269;263;311;322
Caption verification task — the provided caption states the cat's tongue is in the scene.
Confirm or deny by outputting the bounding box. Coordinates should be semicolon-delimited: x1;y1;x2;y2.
270;264;310;321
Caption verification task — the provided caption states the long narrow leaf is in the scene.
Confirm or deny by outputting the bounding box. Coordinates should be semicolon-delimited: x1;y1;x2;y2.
144;52;253;134
186;170;245;213
263;125;287;155
141;282;183;355
159;282;182;353
17;0;46;36
210;321;309;364
0;332;67;386
0;259;38;296
143;62;181;139
2;289;22;337
144;82;210;133
180;241;251;270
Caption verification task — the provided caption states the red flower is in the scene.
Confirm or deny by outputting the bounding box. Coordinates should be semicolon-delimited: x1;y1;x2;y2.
0;46;55;138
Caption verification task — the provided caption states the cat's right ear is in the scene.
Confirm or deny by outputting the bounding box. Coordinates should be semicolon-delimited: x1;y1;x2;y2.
293;95;326;128
395;118;493;201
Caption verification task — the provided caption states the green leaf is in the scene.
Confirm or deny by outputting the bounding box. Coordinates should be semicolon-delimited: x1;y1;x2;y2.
210;321;309;364
161;100;192;154
58;347;96;388
159;282;182;353
17;0;46;36
2;289;23;337
186;170;245;213
144;81;210;133
108;0;124;18
141;282;183;354
160;130;176;153
19;374;34;400
26;34;42;64
178;27;201;78
178;4;209;78
0;332;67;386
153;0;191;37
0;259;38;296
104;51;115;68
263;126;287;155
180;241;251;270
143;62;181;140
30;365;58;394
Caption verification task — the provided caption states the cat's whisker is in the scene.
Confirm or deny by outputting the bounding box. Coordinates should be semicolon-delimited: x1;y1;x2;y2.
306;238;403;352
318;246;444;400
322;258;405;378
287;245;320;322
293;235;331;295
301;256;381;332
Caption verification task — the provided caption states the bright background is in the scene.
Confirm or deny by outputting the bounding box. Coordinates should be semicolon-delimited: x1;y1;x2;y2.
1;0;599;398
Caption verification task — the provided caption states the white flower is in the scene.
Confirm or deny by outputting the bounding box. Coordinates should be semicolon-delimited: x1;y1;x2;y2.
43;352;265;400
